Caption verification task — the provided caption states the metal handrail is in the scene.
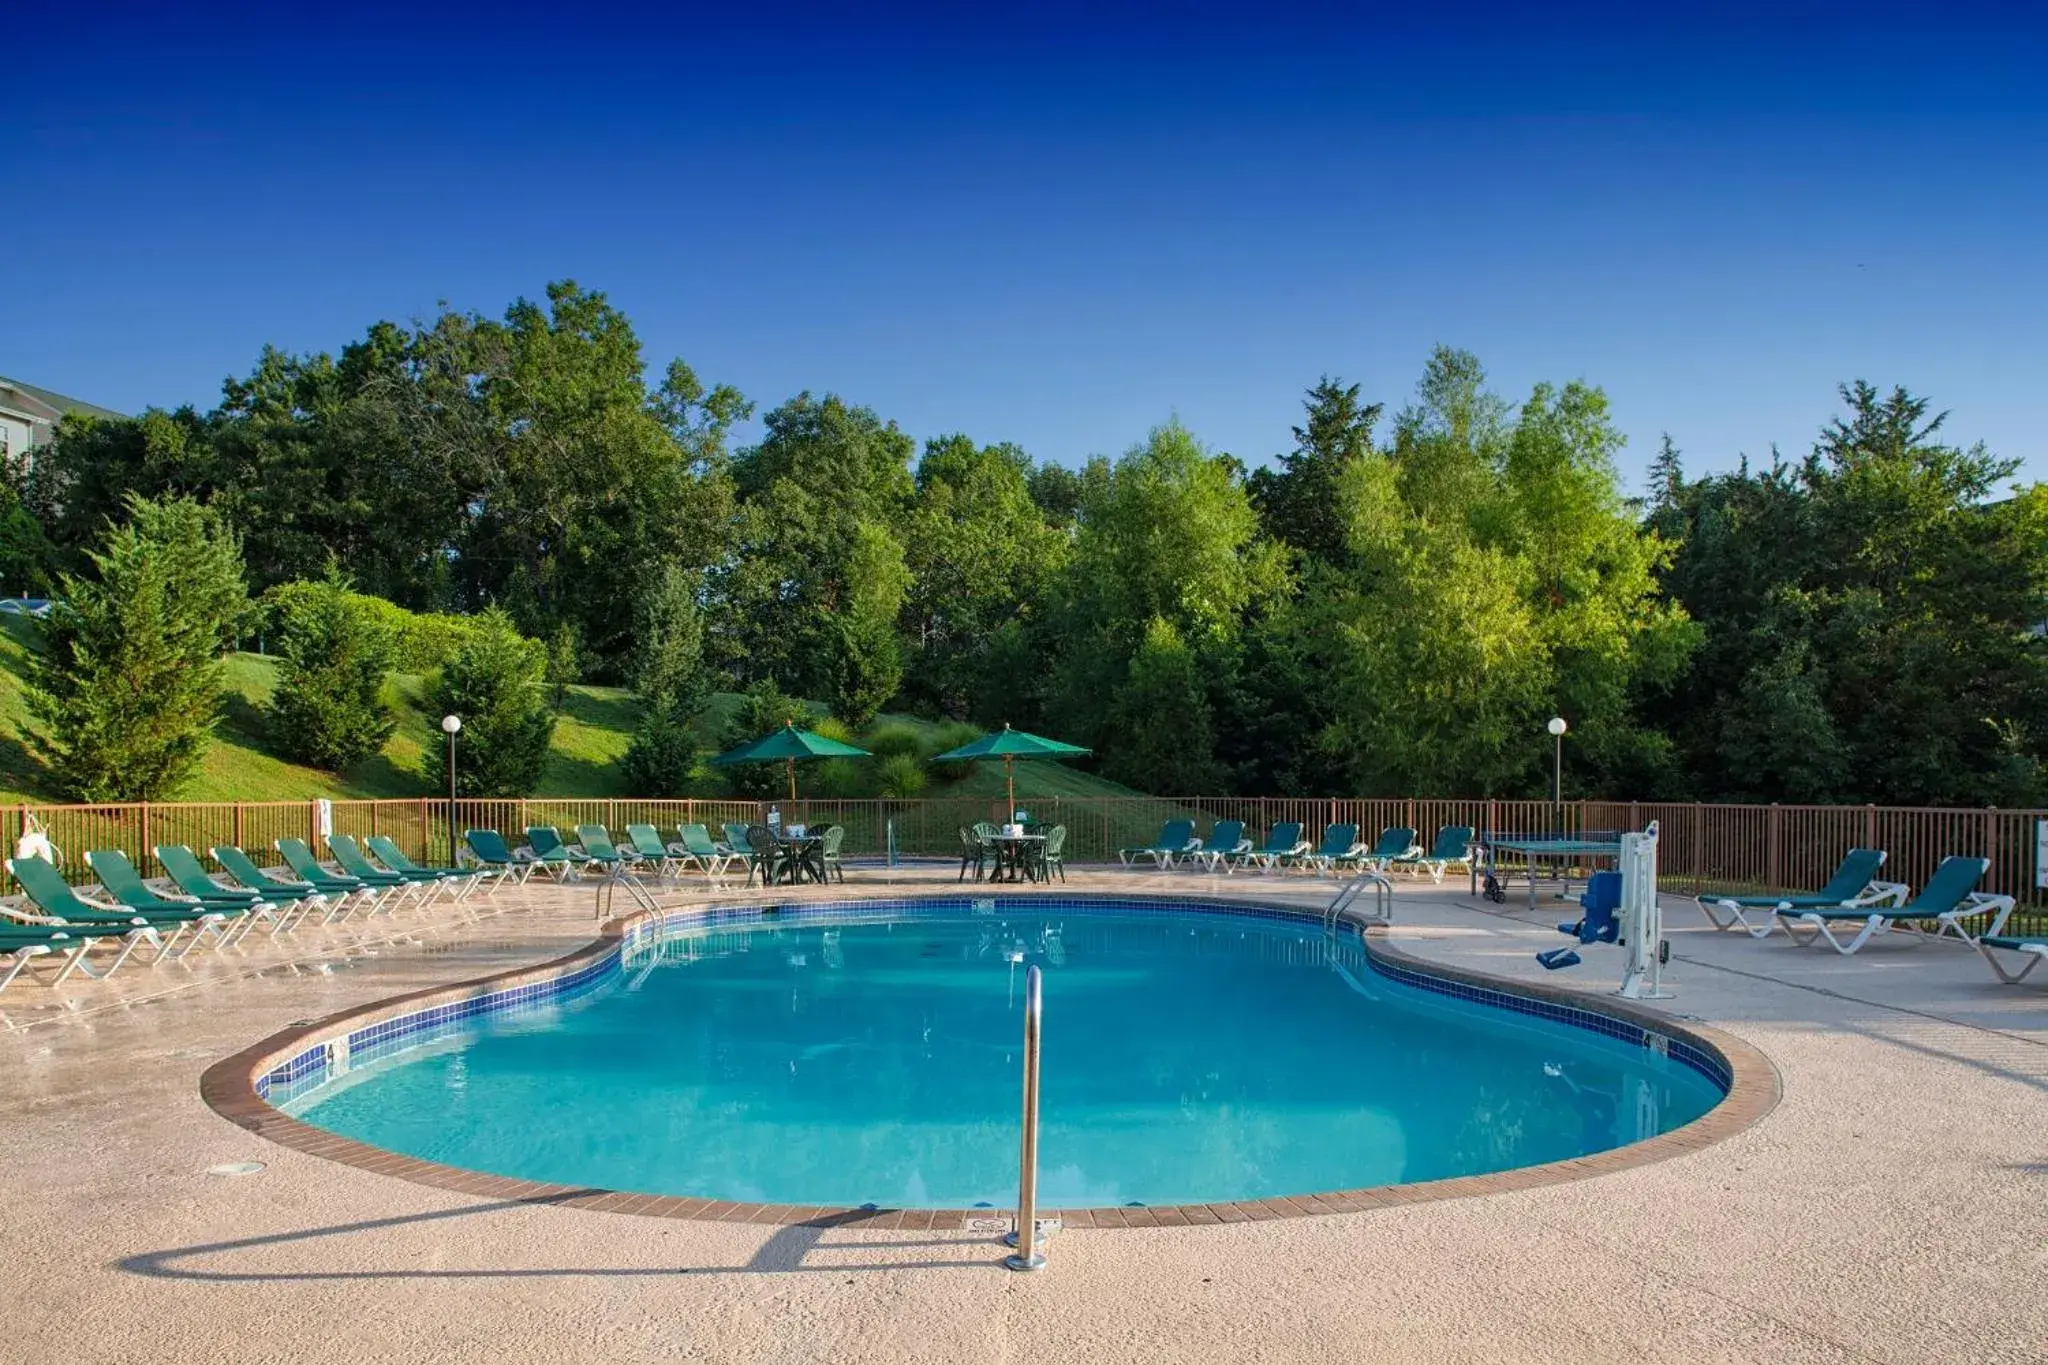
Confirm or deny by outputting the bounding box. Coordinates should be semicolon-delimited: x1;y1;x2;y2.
1003;963;1046;1272
1324;871;1393;934
592;864;663;921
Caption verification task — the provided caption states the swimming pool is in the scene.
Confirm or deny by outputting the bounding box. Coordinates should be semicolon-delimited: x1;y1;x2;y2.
276;897;1725;1210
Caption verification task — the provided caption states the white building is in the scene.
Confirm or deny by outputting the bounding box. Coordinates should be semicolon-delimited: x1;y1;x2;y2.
0;375;126;468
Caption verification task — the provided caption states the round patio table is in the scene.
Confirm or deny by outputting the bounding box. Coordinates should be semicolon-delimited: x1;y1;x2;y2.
765;833;825;885
986;832;1047;883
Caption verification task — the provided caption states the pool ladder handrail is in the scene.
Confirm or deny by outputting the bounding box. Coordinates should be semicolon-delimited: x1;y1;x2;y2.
592;863;664;921
1003;963;1046;1272
1324;871;1394;935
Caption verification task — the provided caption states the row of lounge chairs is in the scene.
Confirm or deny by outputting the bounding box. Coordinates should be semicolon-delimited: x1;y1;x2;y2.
1694;847;2041;982
1117;820;1476;881
461;822;845;886
0;835;501;995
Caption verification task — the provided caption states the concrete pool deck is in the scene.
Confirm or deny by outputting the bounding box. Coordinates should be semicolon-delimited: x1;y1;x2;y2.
2;865;2042;1363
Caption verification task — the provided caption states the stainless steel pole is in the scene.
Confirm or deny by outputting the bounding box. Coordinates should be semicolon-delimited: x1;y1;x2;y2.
448;731;459;867
1004;964;1046;1272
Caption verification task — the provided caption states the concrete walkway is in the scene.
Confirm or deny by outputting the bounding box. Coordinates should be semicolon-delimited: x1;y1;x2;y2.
1;866;2041;1364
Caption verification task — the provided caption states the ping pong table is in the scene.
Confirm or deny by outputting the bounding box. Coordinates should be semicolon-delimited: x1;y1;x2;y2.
1476;830;1632;909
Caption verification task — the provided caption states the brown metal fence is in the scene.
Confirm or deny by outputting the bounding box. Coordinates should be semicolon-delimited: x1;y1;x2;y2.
5;796;2043;932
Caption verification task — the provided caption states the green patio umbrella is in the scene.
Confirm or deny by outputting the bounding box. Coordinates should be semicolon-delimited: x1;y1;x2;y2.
710;723;872;802
932;724;1092;816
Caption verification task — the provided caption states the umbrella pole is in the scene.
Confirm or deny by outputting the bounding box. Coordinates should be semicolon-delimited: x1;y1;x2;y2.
787;758;797;804
1007;756;1016;818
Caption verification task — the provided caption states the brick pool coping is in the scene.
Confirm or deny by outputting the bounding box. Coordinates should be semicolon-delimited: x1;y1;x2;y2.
199;890;1781;1230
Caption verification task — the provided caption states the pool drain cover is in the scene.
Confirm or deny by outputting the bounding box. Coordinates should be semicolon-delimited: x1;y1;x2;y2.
207;1161;267;1177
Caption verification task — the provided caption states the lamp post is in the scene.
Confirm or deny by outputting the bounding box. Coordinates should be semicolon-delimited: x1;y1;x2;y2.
441;714;462;866
1547;716;1568;815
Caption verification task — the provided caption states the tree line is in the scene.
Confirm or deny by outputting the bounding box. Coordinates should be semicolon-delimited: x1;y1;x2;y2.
5;279;2043;806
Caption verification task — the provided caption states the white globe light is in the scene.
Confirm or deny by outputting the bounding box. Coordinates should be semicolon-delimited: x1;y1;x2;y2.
1547;716;1568;736
441;714;462;735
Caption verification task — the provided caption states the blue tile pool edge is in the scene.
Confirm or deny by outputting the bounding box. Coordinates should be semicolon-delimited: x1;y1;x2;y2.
252;891;1737;1105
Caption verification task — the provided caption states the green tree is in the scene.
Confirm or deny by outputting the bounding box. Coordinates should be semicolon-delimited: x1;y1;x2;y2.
543;621;580;709
265;573;398;771
621;704;700;797
423;610;556;797
1102;617;1223;792
631;562;707;712
28;495;249;800
1247;376;1383;565
717;681;814;800
900;436;1067;714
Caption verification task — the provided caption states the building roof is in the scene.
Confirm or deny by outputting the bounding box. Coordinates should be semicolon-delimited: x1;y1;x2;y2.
0;375;127;423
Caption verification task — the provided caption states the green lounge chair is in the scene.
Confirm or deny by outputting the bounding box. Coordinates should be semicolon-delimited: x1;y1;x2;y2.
83;849;250;951
276;838;382;912
723;823;754;859
0;919;129;992
365;835;483;900
573;824;635;872
674;824;739;877
155;844;306;938
1345;826;1418;874
1238;822;1309;872
1773;855;2012;955
1695;848;1893;937
1192;820;1250;873
523;826;592;880
1977;933;2048;985
1391;826;1476;883
324;836;429;909
1287;823;1362;875
622;824;682;878
4;853;203;964
213;845;345;924
462;829;537;885
1118;819;1199;869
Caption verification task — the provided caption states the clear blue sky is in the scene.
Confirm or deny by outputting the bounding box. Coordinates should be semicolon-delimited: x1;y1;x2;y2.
7;2;2044;491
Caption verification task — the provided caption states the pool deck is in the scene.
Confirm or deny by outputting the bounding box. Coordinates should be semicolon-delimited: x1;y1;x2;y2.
2;864;2041;1364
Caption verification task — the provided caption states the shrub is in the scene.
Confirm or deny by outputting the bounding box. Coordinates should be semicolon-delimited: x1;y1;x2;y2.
925;721;984;781
621;699;700;797
422;609;557;797
266;572;397;771
875;752;927;798
28;494;248;800
863;721;922;762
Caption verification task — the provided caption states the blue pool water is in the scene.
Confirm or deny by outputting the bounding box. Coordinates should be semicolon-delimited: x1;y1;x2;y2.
286;904;1722;1207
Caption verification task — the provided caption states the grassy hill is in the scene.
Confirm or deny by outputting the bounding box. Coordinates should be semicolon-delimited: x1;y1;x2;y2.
0;617;1138;806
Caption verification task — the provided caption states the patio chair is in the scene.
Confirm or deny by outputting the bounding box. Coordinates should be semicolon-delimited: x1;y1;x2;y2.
462;829;538;885
741;824;788;887
818;824;846;882
957;827;989;882
365;835;485;900
214;845;346;923
673;824;740;877
277;838;384;913
1287;823;1362;875
1346;826;1419;874
1695;848;1893;937
1192;820;1251;873
1117;819;1199;869
1390;826;1476;883
523;826;593;880
1976;933;2048;985
84;849;253;949
324;836;431;909
1236;822;1309;872
1773;855;2012;955
155;844;307;936
1039;824;1068;883
4;853;202;964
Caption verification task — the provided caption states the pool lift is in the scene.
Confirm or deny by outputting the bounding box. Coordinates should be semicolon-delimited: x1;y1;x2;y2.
1535;826;1673;1000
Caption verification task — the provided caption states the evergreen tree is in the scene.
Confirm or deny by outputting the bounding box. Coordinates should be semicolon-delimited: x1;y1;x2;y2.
1102;617;1223;793
265;572;398;771
621;704;700;797
28;494;249;799
1247;377;1383;565
423;610;556;797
